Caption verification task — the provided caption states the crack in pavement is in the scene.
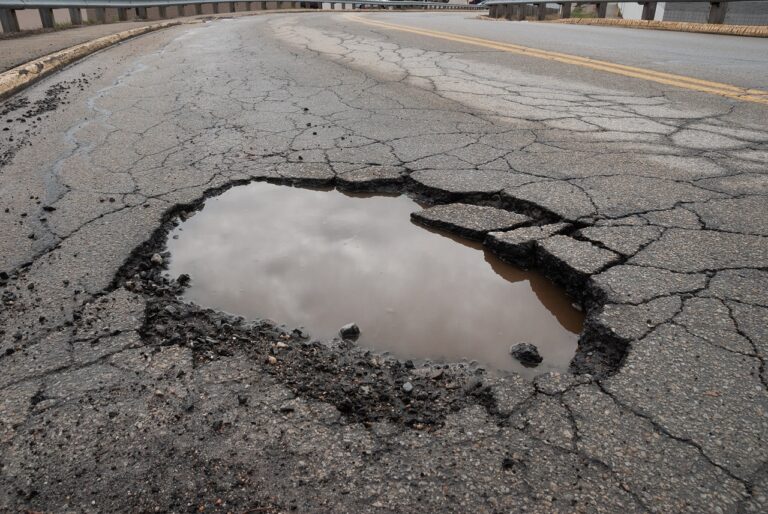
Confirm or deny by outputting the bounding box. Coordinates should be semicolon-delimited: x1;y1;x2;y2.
0;13;766;513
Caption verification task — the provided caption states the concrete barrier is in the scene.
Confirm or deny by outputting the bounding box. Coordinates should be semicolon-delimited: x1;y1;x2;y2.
548;16;768;37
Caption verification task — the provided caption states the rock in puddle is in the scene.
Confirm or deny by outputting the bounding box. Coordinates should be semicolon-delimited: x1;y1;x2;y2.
339;322;360;341
510;342;543;366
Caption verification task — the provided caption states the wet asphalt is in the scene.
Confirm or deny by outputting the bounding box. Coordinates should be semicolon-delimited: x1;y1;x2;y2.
0;12;766;513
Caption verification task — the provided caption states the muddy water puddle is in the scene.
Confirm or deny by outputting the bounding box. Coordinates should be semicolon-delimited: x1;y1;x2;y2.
166;182;583;377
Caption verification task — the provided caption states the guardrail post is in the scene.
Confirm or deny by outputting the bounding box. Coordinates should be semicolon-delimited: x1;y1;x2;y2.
136;7;147;18
517;4;526;20
229;2;236;11
536;2;546;20
0;8;20;32
640;2;656;20
708;1;727;23
178;4;187;16
69;7;83;24
116;7;127;20
38;7;55;28
158;5;168;17
595;2;606;18
560;2;571;18
212;2;220;12
94;7;107;22
195;4;203;13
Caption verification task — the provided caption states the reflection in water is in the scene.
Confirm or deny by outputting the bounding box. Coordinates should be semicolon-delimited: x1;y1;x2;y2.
166;182;584;377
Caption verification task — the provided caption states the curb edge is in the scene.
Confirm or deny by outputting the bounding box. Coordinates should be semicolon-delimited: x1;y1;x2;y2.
0;21;182;101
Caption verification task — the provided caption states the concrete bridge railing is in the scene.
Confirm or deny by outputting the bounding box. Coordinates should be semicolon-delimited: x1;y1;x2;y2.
485;0;765;25
0;0;485;33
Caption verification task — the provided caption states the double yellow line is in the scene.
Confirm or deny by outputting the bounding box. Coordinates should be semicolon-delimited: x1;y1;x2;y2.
345;14;768;105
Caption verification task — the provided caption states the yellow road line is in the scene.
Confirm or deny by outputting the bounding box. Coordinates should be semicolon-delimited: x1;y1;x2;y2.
344;14;768;105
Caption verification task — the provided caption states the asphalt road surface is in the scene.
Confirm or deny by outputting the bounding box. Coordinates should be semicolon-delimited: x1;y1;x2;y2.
0;12;766;512
363;13;768;89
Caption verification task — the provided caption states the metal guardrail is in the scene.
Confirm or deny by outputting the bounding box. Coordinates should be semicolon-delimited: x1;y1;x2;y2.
0;0;485;33
485;0;766;25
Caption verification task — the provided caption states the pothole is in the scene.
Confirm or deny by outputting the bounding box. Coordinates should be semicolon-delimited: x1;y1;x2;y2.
164;182;583;377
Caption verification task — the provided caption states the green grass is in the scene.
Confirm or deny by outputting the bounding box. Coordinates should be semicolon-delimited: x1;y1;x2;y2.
571;7;597;19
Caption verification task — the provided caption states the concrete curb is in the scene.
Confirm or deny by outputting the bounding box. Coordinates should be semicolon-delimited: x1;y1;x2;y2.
546;18;768;38
0;21;181;101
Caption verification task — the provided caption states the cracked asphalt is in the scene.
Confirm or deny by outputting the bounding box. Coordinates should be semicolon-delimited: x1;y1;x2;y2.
0;12;767;513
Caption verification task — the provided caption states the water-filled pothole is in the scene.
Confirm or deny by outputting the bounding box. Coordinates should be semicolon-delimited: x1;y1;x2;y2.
166;182;583;377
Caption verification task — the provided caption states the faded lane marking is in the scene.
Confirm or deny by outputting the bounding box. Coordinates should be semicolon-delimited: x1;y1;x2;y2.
345;14;768;106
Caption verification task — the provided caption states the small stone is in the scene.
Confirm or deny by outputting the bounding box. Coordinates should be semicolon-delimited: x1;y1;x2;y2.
266;355;277;365
402;382;414;393
510;343;543;366
275;341;289;349
339;322;360;341
150;253;164;266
